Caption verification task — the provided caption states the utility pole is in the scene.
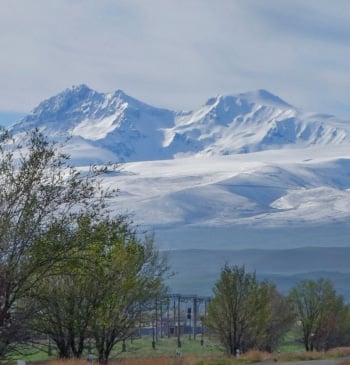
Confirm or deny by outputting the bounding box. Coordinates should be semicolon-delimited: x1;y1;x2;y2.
167;298;170;338
177;295;181;348
193;296;197;340
155;298;158;342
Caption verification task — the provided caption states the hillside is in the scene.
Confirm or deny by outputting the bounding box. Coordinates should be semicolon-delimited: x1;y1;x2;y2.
7;85;350;298
8;85;350;242
165;246;350;301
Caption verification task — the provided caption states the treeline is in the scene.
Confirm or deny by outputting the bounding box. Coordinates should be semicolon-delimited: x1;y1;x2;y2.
205;264;350;355
0;130;349;364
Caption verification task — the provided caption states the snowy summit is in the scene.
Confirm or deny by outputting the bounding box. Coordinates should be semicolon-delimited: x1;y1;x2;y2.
9;85;350;242
12;84;350;165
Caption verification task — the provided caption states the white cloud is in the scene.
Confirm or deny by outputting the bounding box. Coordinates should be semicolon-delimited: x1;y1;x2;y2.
1;0;350;118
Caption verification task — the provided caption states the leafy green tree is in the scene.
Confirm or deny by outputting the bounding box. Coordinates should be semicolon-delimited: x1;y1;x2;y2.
289;278;350;351
32;216;168;364
31;215;107;358
91;232;168;365
0;129;110;359
205;265;291;355
259;282;294;352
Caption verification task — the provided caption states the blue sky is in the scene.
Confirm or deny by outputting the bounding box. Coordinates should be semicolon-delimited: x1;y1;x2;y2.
1;0;350;125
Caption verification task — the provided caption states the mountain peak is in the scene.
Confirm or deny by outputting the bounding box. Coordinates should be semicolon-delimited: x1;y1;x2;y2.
60;83;97;100
112;89;127;98
36;84;98;111
71;83;92;93
10;85;350;164
204;89;291;110
238;89;291;107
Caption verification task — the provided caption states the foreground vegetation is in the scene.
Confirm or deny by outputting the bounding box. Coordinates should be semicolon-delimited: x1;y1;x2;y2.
10;345;350;365
205;265;350;355
0;130;168;364
1;130;350;365
7;335;350;365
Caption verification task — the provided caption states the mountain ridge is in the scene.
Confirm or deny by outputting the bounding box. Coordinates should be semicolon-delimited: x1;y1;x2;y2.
7;85;350;234
11;85;350;164
5;86;350;299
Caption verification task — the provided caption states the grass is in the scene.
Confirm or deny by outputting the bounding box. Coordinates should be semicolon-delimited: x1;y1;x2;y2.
8;336;223;364
6;344;56;363
8;336;350;365
116;336;224;358
39;348;350;365
273;347;350;363
44;357;210;365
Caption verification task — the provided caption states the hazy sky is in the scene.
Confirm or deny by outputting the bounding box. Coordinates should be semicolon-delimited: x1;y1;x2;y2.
1;0;350;123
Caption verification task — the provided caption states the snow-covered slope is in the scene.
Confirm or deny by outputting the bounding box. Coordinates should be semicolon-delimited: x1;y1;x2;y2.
12;84;176;164
101;146;350;230
10;85;350;241
12;85;350;164
166;90;349;156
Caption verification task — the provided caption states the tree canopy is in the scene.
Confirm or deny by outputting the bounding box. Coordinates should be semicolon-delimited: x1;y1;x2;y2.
0;129;168;364
205;264;293;355
289;278;350;351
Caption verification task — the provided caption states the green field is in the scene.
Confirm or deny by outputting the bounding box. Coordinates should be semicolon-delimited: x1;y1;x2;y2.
117;336;224;358
8;335;225;363
10;332;346;365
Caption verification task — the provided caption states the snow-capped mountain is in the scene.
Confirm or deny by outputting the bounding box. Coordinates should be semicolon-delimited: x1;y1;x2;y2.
12;85;350;165
10;85;350;246
169;90;349;156
9;85;350;299
12;84;176;164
